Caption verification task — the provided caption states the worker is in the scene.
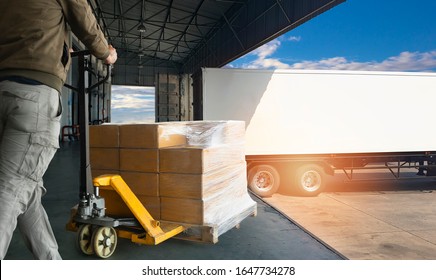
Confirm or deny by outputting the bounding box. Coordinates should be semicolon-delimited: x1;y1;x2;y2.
0;0;117;259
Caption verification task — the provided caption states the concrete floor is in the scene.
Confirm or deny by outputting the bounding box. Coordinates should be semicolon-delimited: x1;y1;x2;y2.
4;142;342;260
264;171;436;260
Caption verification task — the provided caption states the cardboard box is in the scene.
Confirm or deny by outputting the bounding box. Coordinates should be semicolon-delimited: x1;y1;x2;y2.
159;145;245;174
89;124;119;148
90;148;119;170
119;171;159;197
100;189;160;219
160;188;252;225
160;197;204;224
92;169;119;176
119;123;186;149
91;169;119;180
160;162;246;199
120;148;159;173
88;120;256;241
91;170;158;197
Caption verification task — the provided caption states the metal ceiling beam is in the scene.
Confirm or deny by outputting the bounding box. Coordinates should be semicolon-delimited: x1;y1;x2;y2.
87;0;346;86
167;0;206;61
153;0;174;58
182;0;346;73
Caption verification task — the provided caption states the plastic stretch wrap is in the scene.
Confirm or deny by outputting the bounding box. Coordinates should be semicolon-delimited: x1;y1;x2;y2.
160;162;255;225
201;162;256;227
89;120;257;242
159;144;245;174
183;120;245;146
90;121;246;149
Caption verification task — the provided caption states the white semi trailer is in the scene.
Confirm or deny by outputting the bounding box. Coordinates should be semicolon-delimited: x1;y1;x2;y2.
200;68;436;196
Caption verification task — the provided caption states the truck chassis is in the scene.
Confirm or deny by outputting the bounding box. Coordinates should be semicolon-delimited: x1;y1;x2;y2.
246;152;436;197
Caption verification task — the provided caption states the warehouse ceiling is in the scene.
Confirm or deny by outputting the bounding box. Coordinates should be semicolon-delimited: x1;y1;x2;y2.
87;0;345;85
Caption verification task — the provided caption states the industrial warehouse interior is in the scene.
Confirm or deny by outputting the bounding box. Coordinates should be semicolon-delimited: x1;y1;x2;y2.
1;0;436;279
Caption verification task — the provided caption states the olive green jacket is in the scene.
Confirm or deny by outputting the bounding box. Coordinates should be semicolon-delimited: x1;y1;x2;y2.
0;0;109;92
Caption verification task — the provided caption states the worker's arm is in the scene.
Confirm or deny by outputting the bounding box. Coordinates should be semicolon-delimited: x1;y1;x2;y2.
60;0;117;64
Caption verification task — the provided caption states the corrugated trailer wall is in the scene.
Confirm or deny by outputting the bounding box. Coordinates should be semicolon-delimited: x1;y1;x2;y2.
156;73;193;122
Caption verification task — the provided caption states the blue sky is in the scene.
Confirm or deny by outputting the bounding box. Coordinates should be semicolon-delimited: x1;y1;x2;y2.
228;0;436;71
112;0;436;123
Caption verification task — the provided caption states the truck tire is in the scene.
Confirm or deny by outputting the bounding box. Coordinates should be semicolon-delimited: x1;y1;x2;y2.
248;164;280;197
293;164;325;196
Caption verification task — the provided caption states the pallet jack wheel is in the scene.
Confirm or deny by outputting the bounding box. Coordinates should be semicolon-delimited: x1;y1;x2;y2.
77;224;95;255
93;226;117;259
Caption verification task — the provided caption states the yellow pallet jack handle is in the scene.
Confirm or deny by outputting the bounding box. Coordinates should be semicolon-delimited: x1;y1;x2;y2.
94;174;185;245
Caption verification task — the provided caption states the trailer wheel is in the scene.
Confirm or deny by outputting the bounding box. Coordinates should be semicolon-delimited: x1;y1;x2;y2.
93;226;117;259
77;224;95;255
248;165;280;197
294;164;325;196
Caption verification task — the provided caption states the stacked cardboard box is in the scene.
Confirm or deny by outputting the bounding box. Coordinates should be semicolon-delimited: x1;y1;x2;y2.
89;123;182;219
89;121;256;241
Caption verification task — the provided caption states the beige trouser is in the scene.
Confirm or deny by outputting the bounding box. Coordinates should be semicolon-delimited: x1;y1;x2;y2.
0;80;62;260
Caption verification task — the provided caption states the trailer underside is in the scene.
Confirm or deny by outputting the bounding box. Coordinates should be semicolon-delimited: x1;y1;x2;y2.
246;151;436;197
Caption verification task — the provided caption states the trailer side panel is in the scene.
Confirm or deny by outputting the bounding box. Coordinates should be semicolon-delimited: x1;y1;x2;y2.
202;68;436;155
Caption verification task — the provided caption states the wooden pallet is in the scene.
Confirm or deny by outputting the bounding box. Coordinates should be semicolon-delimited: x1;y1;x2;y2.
170;201;257;244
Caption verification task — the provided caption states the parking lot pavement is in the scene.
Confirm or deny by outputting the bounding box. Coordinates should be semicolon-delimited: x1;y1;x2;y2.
264;176;436;260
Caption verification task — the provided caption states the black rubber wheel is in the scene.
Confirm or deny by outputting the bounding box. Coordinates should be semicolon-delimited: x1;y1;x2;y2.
293;164;326;196
248;164;280;197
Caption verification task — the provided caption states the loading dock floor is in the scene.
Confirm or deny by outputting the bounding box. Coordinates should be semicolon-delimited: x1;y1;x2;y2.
4;142;342;260
264;173;436;260
5;142;435;261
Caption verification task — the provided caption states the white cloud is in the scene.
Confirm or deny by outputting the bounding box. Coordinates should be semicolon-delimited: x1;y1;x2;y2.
291;51;436;71
241;39;289;69
252;39;282;58
288;36;301;42
239;39;436;72
111;85;155;123
111;93;154;109
246;57;290;69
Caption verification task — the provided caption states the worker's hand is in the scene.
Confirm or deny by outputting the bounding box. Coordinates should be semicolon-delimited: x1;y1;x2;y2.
104;45;117;65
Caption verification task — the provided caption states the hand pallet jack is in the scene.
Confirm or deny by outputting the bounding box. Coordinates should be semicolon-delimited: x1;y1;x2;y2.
65;51;185;258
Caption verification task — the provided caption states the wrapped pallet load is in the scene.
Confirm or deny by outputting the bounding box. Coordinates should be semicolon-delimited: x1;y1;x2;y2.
89;121;257;243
